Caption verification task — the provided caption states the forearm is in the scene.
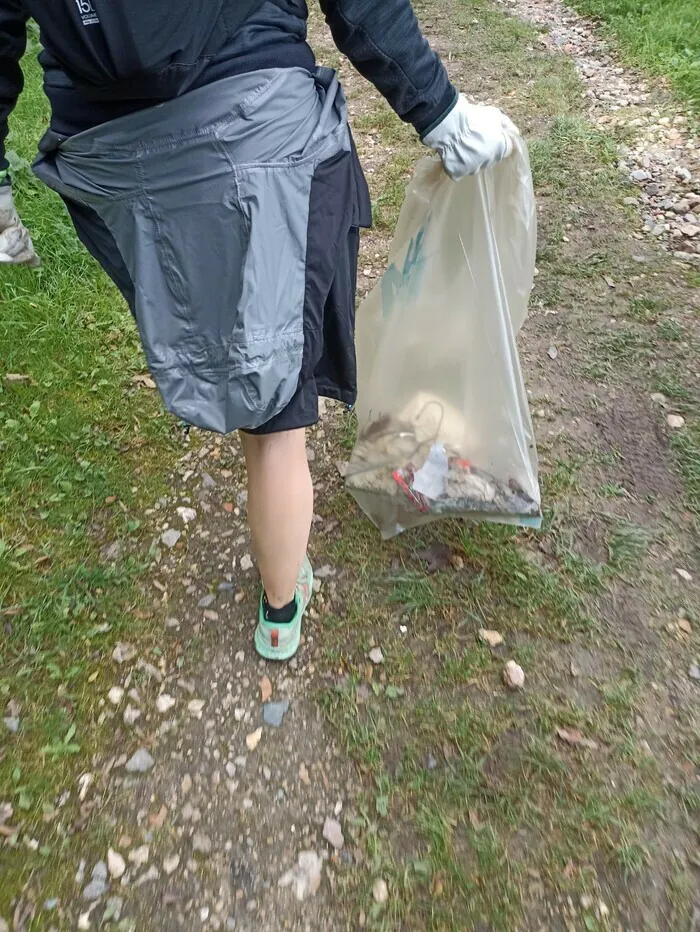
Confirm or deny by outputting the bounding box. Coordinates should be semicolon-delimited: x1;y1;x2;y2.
319;0;456;136
0;0;29;176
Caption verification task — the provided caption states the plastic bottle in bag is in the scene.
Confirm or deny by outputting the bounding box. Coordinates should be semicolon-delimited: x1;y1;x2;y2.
346;140;541;538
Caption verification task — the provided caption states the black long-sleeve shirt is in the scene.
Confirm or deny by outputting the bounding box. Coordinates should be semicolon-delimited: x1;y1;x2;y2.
0;0;457;174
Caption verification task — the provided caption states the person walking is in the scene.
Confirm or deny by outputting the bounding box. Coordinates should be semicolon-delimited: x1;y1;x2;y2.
0;0;517;660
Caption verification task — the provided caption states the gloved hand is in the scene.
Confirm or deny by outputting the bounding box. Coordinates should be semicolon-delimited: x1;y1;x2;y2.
0;184;40;267
424;95;518;181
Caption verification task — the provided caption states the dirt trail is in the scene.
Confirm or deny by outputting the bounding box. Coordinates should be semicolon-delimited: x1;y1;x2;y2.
5;1;699;930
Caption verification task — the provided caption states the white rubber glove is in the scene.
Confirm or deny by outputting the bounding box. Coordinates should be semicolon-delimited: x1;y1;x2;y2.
424;94;518;181
0;184;40;267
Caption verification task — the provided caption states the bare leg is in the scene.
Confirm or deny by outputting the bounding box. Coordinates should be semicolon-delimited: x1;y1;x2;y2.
240;428;313;608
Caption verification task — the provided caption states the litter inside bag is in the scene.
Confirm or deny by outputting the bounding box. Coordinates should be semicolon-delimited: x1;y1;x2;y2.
346;141;541;538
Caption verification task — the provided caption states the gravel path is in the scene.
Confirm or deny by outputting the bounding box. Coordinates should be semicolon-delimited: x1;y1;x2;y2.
507;0;700;260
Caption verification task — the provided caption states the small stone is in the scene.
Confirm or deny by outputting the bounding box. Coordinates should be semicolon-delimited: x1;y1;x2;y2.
198;594;215;608
246;728;262;751
299;763;311;786
314;565;336;579
598;901;610;920
368;647;384;665
676;568;693;582
580;894;594;911
630;169;650;182
165;617;181;629
83;878;107;901
675;167;692;183
187;699;205;717
278;850;323;901
133;865;160;887
128;845;150;868
679;223;699;238
163;854;180;875
107;686;125;705
181;774;193;796
372;878;389;905
427;753;438;770
192;833;212;856
161;529;181;549
547;345;558;360
103;896;123;923
3;717;19;733
107;849;126;879
623;196;638;206
503;661;525;690
200;907;210;922
263;701;290;728
125;749;154;773
77;912;92;930
478;629;504;648
240;554;254;572
689;662;700;681
176;507;196;524
156;694;176;714
123;704;141;726
667;414;686;430
322;817;344;850
650;392;667;406
112;643;136;665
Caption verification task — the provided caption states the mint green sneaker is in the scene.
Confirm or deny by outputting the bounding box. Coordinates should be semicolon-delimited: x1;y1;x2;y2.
254;556;313;661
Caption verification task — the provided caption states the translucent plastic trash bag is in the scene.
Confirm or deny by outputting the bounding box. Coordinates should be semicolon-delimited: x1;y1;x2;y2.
346;140;541;538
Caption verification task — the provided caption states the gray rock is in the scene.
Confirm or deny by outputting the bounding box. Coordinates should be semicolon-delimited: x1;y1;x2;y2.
263;701;290;728
198;594;216;608
44;898;59;911
92;861;108;882
161;529;181;549
689;662;700;681
83;878;108;901
201;473;216;489
192;832;212;855
630;169;650;182
125;748;155;773
103;897;124;923
278;851;323;901
644;183;661;196
322;817;344;850
3;717;19;733
112;642;136;665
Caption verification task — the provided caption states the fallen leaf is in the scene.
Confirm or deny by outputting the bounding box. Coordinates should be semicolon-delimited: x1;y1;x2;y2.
131;373;156;389
259;676;272;703
415;542;452;574
556;727;598;750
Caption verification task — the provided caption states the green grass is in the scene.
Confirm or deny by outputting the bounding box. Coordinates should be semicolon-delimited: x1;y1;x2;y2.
0;37;181;911
569;0;700;113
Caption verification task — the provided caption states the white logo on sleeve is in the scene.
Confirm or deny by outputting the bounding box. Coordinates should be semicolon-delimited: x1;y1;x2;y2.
75;0;100;26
